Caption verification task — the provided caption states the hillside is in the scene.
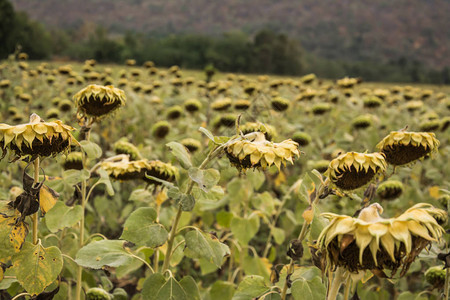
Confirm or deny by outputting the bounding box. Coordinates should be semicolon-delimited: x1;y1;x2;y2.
10;0;450;69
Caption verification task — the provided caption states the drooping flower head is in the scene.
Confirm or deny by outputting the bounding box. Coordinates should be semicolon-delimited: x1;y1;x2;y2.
101;156;178;185
376;131;440;166
316;203;446;277
225;131;300;172
324;152;387;191
0;114;77;160
73;84;126;119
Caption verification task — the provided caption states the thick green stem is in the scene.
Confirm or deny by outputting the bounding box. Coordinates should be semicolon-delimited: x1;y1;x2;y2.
32;157;40;245
280;180;328;300
161;144;223;272
161;207;183;272
327;267;346;300
76;125;90;300
444;268;449;300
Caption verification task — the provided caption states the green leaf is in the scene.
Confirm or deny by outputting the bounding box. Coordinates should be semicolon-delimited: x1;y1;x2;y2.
0;215;16;260
246;170;265;190
178;194;196;212
121;207;168;248
142;273;167;300
12;242;63;296
97;168;114;196
216;211;234;228
209;281;235;300
233;275;269;300
129;188;153;202
185;229;230;268
75;240;136;269
166;141;192;169
309;206;326;241
149;277;188;300
80;140;102;159
290;277;326;300
230;215;260;245
188;168;220;193
242;255;272;281
251;192;275;217
271;227;285;245
261;293;281;300
179;276;201;300
62;169;83;186
44;201;83;233
199;127;216;143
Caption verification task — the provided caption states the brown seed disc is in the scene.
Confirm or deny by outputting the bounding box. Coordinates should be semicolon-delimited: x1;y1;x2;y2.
334;165;376;190
79;95;121;117
10;135;70;158
382;144;430;166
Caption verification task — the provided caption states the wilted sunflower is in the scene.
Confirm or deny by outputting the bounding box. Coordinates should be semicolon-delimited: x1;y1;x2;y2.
0;114;77;160
63;151;83;170
101;157;152;181
425;266;446;289
184;99;202;113
144;160;178;185
225;131;300;171
376;131;439;166
240;122;276;141
113;139;141;160
316;203;446;277
271;97;290;112
324;152;387;191
73;84;126;118
234;99;251;110
152;121;170;139
180;138;202;153
211;98;232;111
376;180;404;200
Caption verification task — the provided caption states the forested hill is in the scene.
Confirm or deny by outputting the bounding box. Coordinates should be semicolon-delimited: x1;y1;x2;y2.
10;0;450;69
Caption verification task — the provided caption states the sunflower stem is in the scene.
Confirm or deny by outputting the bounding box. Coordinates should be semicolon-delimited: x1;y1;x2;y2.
444;267;449;300
280;181;328;300
76;125;90;300
343;274;352;300
161;145;222;273
327;267;346;300
32;157;40;245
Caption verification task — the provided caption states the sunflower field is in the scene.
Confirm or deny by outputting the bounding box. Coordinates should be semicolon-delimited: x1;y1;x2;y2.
0;54;449;300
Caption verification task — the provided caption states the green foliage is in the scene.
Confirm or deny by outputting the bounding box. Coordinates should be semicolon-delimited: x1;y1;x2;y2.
11;242;63;295
185;229;230;268
75;240;137;269
120;207;168;248
45;201;83;233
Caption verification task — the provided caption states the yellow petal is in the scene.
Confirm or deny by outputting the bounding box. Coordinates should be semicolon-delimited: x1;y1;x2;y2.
406;220;434;241
32;123;48;135
380;232;396;261
389;221;412;254
22;128;36;147
354;225;373;264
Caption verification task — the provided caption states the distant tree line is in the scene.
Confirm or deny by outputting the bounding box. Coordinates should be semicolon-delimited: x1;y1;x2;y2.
1;0;449;84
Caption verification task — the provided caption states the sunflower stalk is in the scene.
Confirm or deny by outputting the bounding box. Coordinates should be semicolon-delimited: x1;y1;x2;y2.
161;143;224;272
31;157;40;245
327;267;347;300
76;125;91;300
444;268;449;300
280;180;328;300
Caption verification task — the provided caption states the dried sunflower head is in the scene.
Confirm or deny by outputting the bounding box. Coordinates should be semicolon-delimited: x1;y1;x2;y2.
184;99;202;113
144;160;178;185
63;151;83;170
166;106;183;120
271;97;290;112
324;152;387;191
211;98;232;111
113;139;141;160
180;138;202;153
0;114;77;160
240;122;277;141
425;266;446;288
225;131;300;172
352;114;373;130
101;157;151;181
376;180;404;200
234;99;251;110
73;84;126;118
317;203;446;276
102;156;179;185
292;132;312;147
376;131;440;166
152;121;170;139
